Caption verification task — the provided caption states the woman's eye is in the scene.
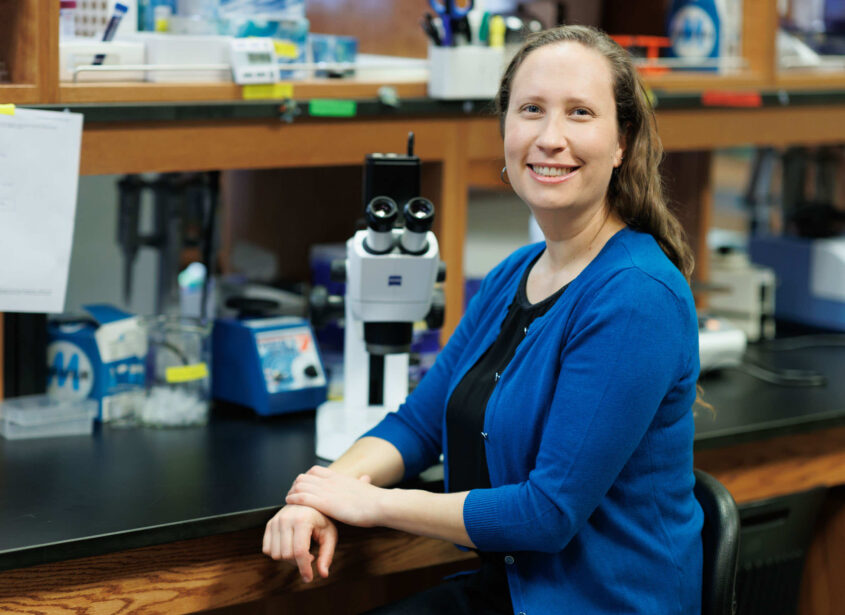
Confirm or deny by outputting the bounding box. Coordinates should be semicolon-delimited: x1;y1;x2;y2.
522;104;541;114
572;108;592;117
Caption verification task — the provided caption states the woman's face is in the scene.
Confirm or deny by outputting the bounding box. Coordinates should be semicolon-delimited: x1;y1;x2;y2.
504;42;624;222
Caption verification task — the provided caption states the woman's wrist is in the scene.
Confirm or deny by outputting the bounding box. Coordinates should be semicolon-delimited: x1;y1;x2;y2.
375;487;401;528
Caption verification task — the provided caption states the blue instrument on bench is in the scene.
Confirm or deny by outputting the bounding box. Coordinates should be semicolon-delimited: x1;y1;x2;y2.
212;298;327;416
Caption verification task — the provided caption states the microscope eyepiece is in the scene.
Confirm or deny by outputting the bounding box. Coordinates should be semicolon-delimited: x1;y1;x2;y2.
403;197;435;233
364;196;398;254
365;196;398;232
400;197;435;254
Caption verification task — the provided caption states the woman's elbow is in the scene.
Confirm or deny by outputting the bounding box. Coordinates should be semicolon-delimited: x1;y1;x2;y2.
532;524;572;553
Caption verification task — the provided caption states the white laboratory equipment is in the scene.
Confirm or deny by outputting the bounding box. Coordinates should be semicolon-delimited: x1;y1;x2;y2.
315;196;444;461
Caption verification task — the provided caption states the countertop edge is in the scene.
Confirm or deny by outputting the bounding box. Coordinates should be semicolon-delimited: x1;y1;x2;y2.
0;506;277;572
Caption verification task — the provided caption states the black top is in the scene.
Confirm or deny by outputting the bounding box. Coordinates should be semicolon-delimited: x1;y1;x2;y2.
446;252;567;494
444;253;566;614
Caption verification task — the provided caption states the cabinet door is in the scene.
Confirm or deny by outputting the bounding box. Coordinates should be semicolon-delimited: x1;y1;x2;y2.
0;0;55;104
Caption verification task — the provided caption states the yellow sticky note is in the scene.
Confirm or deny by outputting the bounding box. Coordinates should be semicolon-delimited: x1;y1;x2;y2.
274;40;299;59
166;362;209;383
242;82;294;100
0;104;15;116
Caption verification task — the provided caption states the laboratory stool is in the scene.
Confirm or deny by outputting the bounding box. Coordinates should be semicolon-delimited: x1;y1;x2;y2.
694;469;741;615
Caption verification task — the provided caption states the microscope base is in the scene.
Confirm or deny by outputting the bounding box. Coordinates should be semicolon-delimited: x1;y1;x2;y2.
315;400;392;461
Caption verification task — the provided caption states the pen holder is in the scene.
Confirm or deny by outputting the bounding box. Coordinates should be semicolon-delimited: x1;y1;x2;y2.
427;45;505;100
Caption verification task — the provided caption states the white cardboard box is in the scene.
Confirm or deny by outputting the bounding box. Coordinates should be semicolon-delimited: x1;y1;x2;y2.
133;33;233;82
60;40;146;82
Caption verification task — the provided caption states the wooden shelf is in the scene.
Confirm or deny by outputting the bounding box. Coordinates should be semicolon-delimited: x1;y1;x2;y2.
643;70;769;92
49;69;845;106
777;70;845;90
58;79;429;104
0;84;41;105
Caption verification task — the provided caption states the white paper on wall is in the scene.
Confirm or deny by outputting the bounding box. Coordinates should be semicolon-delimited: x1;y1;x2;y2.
0;107;84;313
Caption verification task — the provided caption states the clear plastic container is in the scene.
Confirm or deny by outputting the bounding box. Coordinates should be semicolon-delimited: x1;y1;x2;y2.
140;316;212;428
59;1;77;40
0;395;97;440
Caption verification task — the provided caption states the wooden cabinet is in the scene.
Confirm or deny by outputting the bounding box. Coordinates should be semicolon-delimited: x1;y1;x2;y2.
0;0;56;104
2;0;845;391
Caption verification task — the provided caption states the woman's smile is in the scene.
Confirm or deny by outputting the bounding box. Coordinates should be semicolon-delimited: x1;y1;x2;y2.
527;164;580;183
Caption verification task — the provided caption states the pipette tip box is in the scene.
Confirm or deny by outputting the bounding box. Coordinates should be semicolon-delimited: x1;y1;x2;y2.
0;395;98;440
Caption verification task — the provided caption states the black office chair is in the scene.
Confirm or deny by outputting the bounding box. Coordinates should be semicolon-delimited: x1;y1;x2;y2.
694;469;741;615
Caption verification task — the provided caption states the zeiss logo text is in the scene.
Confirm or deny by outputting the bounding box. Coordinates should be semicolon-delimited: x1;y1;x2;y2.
388;275;402;287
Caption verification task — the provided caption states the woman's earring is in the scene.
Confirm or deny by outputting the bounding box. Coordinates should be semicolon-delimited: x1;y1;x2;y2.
500;166;510;185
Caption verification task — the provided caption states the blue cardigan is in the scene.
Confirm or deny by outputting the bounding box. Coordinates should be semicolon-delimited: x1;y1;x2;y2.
365;227;703;615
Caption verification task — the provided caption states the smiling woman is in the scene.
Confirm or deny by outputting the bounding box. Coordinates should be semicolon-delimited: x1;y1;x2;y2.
264;25;703;615
497;25;694;282
503;43;624;244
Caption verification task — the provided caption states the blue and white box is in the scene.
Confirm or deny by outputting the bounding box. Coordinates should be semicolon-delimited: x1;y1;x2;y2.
47;304;147;422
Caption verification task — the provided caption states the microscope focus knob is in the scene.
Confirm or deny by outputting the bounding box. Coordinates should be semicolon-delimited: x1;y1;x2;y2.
309;285;344;329
330;259;346;283
437;261;446;283
304;365;319;378
425;288;446;330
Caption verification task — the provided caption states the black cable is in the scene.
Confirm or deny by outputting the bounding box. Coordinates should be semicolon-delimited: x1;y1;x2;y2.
759;334;845;351
731;360;827;387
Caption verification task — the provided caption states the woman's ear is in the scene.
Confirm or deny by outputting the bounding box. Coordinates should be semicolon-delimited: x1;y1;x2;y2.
614;130;627;168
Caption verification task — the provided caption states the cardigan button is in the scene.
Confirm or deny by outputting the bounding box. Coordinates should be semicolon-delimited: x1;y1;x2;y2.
504;555;515;565
493;372;500;382
480;432;488;440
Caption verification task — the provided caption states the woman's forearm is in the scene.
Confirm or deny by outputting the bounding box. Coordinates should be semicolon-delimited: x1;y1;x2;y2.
327;436;406;487
378;488;475;548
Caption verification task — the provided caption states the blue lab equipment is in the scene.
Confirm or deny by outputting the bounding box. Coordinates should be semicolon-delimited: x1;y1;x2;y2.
749;234;845;332
212;314;328;416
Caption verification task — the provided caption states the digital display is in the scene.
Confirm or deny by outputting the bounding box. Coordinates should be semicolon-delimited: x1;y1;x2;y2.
248;52;273;64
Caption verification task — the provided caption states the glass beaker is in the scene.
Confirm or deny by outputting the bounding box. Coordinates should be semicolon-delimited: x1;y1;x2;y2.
140;316;212;427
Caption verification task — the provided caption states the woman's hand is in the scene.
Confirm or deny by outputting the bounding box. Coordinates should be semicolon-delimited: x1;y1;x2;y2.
286;465;386;528
262;503;338;583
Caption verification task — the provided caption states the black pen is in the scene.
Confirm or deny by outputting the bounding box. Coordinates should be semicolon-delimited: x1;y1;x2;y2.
422;13;443;46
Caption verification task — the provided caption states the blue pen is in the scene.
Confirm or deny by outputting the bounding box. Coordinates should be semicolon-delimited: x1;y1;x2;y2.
92;3;129;66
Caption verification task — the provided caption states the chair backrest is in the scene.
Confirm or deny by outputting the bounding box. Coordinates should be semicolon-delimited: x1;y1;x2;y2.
694;469;741;615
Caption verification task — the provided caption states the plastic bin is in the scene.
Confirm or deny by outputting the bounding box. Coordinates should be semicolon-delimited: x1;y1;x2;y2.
0;395;97;440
